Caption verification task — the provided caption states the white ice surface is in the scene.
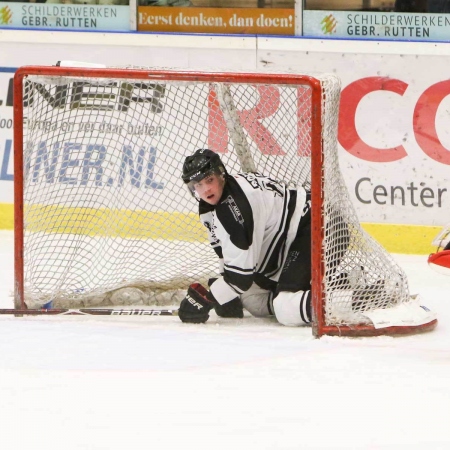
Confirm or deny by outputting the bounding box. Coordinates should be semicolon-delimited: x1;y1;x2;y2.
0;230;449;450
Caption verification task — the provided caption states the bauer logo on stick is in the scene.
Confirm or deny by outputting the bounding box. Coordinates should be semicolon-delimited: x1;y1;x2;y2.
110;310;172;315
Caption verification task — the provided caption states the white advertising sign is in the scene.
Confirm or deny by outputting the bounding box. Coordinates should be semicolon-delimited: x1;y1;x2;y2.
0;3;130;31
0;69;14;204
1;34;450;228
21;74;170;211
303;10;450;41
258;40;450;227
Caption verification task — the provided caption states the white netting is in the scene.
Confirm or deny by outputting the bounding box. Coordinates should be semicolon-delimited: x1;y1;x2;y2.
318;75;410;327
18;67;411;329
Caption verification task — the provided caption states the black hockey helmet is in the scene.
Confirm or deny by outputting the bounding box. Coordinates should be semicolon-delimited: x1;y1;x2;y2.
182;149;226;184
182;149;227;198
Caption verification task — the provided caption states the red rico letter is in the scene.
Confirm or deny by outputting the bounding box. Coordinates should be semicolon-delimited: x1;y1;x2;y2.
339;77;408;162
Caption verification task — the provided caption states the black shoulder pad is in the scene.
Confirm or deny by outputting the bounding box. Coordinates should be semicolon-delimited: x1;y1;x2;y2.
216;177;253;250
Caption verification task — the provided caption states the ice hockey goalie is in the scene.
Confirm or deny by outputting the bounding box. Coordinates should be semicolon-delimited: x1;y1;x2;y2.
428;223;450;276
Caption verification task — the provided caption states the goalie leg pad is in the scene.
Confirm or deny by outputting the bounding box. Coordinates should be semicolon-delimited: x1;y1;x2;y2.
272;290;311;326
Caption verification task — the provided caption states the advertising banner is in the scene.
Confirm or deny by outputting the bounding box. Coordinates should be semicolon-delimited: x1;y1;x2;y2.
138;7;295;35
338;75;449;226
0;69;13;206
303;10;450;41
3;59;449;229
1;34;450;248
0;3;130;31
258;40;450;229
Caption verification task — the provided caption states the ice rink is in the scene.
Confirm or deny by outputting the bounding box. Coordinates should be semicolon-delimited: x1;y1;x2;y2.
0;229;449;450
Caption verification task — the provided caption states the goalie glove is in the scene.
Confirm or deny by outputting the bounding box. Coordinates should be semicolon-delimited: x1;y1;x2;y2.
178;283;216;324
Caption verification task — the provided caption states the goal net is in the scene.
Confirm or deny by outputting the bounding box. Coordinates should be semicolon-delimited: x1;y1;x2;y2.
13;65;437;337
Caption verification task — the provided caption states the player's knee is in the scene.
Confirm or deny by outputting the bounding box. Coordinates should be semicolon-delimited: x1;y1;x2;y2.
240;285;272;317
272;290;311;326
244;300;271;317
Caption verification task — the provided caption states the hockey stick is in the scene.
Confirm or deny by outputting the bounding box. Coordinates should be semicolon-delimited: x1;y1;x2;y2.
4;284;209;317
0;308;178;316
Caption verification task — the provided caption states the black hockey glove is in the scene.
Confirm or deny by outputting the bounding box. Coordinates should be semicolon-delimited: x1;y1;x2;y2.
214;298;244;318
208;278;244;318
178;283;216;324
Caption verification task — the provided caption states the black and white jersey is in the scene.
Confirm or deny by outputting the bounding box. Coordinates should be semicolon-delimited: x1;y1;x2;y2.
199;173;307;305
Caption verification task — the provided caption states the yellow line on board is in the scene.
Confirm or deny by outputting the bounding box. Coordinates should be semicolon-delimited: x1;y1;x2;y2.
361;223;440;255
0;203;442;254
0;203;207;241
0;204;13;230
24;206;201;239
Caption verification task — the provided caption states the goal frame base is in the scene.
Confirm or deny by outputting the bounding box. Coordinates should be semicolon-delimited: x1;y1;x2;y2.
316;319;438;337
0;307;437;338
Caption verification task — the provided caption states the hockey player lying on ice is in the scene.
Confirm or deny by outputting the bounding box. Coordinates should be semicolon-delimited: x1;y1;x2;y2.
178;148;323;326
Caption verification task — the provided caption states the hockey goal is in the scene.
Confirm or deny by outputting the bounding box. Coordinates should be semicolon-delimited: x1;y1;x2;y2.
12;65;437;337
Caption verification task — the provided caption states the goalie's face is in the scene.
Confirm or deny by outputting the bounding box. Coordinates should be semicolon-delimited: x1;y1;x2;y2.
189;173;225;205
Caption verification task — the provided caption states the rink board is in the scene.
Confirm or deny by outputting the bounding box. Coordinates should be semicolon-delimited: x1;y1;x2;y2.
0;201;440;254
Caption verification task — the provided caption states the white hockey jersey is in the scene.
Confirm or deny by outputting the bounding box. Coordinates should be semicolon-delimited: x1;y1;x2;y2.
199;173;307;305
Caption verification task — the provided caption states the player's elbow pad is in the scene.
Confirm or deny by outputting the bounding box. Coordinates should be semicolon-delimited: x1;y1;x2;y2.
223;270;254;293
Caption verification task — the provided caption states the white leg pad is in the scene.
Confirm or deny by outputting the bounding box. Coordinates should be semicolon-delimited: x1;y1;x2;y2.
272;290;310;327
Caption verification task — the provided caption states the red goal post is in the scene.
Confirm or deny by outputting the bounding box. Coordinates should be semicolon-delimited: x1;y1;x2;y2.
12;65;437;337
